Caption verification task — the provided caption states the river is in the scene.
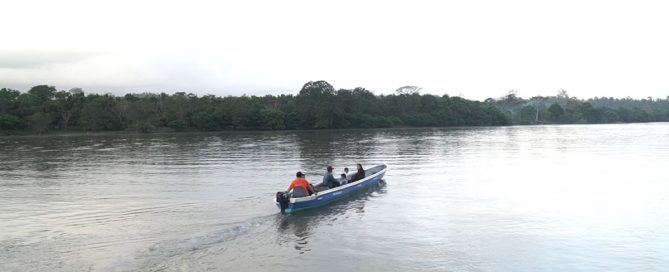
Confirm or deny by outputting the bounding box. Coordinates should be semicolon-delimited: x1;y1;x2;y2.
1;123;668;271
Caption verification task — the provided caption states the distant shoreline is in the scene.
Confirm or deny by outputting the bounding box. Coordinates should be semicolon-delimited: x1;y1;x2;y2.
4;122;668;138
2;82;667;136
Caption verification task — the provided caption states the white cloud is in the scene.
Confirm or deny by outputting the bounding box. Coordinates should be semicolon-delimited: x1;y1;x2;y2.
0;50;96;68
1;0;668;99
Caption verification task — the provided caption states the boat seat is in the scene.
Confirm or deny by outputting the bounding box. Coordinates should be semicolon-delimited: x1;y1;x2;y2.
314;184;329;192
291;187;307;198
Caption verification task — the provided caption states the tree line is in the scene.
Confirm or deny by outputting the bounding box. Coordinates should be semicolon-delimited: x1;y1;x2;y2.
487;90;669;124
1;81;667;135
0;81;510;134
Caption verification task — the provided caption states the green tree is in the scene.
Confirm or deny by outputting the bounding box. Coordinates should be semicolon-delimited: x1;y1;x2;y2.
27;85;56;104
192;95;221;131
520;105;537;124
0;88;22;132
161;92;192;131
259;108;285;130
0;88;20;114
127;95;161;132
547;103;564;122
580;102;603;123
0;113;21;132
296;81;336;128
79;95;118;131
26;112;51;134
49;91;76;129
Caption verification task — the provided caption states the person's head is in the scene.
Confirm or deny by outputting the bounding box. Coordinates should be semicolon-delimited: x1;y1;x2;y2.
296;171;303;178
344;167;349;173
357;164;363;170
341;173;346;179
326;166;333;172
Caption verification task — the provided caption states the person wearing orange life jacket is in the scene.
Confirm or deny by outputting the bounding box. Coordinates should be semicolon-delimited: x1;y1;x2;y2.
288;171;316;196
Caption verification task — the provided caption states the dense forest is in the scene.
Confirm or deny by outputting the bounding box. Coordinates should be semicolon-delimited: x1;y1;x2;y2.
0;81;667;135
0;81;509;134
488;90;669;125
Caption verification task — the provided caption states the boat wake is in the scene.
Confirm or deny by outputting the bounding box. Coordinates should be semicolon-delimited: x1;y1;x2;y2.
114;180;388;271
108;214;277;271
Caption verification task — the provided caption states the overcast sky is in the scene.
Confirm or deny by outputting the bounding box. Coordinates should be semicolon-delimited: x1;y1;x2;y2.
1;0;668;100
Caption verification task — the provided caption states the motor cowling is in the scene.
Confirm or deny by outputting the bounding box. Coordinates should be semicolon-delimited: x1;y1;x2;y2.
276;191;290;214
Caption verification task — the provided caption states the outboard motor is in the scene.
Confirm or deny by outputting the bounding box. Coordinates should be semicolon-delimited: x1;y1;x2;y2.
276;191;290;214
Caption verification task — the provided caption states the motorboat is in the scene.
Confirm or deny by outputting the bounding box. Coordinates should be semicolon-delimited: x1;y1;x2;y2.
275;164;387;214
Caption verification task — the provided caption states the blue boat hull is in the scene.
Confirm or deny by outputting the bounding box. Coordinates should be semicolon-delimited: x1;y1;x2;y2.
276;164;387;213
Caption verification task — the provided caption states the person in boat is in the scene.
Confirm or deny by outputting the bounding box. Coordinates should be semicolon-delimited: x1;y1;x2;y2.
349;164;365;183
321;166;339;189
343;167;349;177
338;173;349;185
288;171;316;197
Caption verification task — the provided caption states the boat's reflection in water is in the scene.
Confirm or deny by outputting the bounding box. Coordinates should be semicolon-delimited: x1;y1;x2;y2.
275;180;387;253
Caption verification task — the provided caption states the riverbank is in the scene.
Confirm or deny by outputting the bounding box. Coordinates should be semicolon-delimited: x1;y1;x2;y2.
4;121;669;137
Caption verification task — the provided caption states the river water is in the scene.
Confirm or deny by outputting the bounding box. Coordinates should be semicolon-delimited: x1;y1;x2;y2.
1;124;668;271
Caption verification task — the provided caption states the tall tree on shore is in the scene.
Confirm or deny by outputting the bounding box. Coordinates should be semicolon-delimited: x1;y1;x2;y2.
0;88;22;131
296;81;336;128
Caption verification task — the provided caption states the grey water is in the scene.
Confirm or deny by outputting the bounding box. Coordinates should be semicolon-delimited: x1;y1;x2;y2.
1;123;668;271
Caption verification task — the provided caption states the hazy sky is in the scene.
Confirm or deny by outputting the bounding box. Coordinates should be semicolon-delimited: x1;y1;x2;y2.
1;0;668;100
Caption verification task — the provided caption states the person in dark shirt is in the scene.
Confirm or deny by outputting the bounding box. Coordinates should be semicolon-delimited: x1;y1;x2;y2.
321;166;338;189
349;164;365;183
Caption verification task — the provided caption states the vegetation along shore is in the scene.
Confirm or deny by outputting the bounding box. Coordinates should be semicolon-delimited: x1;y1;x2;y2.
1;81;668;135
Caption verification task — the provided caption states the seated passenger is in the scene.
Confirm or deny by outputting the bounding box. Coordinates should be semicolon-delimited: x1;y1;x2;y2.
343;167;349;177
338;173;349;185
320;166;338;189
349;164;365;183
288;171;316;197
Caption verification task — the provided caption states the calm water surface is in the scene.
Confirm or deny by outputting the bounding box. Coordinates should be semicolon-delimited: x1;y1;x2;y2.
1;124;668;271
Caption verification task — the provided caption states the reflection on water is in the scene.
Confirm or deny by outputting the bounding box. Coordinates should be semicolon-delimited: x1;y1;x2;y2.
1;124;669;271
294;129;379;176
